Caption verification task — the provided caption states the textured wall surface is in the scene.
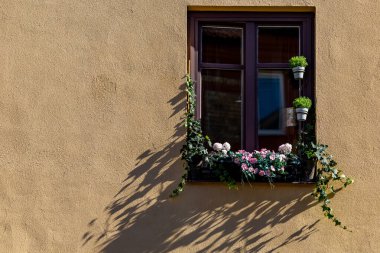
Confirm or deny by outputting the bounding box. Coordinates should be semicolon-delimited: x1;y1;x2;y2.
0;1;379;252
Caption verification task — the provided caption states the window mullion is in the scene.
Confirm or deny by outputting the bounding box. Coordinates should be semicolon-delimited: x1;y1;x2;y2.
244;22;257;151
200;63;244;70
256;63;289;69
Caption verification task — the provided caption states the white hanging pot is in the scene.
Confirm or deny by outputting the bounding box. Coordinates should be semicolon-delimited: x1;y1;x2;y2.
292;66;305;80
296;108;309;121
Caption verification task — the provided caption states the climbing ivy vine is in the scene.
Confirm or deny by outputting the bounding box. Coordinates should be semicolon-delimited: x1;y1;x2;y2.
170;75;210;197
311;143;354;229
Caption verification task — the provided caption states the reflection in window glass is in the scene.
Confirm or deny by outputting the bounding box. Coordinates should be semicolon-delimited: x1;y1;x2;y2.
258;27;299;63
258;71;285;135
201;69;242;150
202;26;243;64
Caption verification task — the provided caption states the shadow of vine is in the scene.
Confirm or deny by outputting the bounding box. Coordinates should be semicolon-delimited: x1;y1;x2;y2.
81;82;319;253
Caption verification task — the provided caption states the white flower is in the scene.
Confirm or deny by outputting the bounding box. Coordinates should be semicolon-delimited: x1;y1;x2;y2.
279;154;287;162
278;143;292;155
222;150;227;155
222;142;231;151
213;142;223;151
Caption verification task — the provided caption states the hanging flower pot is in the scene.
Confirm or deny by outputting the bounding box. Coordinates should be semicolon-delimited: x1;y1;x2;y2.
295;108;309;121
292;66;305;80
293;96;312;122
289;56;308;80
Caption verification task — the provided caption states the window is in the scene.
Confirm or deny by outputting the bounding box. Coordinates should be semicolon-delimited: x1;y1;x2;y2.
189;12;314;151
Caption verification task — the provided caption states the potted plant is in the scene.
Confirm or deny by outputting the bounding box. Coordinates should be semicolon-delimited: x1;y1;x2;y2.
293;96;312;121
289;56;308;80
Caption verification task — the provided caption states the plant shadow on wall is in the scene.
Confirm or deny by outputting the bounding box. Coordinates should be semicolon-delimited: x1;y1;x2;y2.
81;81;319;253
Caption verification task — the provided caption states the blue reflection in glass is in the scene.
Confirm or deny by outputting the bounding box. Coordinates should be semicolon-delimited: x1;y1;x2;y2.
258;72;284;135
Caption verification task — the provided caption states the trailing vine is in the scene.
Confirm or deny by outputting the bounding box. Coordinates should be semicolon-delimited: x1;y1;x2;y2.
310;143;354;229
296;121;354;228
170;75;210;197
170;74;354;229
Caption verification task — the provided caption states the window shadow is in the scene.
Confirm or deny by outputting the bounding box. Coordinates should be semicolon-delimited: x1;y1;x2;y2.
81;81;319;253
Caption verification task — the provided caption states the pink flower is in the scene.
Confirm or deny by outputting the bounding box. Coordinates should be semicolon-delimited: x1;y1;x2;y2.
238;150;245;154
249;157;257;164
241;163;248;171
266;170;271;176
253;168;258;174
242;156;246;160
280;167;285;172
259;170;265;176
260;149;268;156
270;165;275;171
248;167;254;172
270;154;275;160
234;158;240;164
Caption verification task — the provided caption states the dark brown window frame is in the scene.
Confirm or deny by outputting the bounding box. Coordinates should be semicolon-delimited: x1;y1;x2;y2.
188;12;315;151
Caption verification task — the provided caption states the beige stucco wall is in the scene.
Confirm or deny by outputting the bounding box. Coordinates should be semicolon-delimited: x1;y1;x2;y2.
0;0;379;252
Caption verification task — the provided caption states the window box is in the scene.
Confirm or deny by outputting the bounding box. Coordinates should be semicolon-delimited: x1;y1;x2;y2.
187;156;317;183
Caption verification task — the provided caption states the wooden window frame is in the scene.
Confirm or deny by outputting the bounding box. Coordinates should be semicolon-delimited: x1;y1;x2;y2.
188;12;315;151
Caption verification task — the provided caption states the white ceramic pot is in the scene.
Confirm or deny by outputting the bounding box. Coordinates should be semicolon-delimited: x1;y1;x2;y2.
296;108;309;121
292;66;305;80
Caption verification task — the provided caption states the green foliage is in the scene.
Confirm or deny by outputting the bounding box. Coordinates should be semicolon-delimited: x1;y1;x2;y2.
172;74;354;231
293;96;312;109
180;75;210;164
297;119;353;230
296;123;316;160
310;143;354;229
207;153;238;189
289;56;308;68
170;75;210;197
169;172;187;197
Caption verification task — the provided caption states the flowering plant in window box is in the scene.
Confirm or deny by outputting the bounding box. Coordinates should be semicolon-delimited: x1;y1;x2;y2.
232;147;288;179
204;142;292;186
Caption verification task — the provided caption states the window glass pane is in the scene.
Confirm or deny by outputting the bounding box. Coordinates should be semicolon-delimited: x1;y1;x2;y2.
257;70;298;150
258;71;285;133
258;27;299;63
201;69;242;150
201;26;243;64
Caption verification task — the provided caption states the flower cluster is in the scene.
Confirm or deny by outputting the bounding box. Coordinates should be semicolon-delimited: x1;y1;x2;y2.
212;142;231;156
278;143;292;155
232;146;289;180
